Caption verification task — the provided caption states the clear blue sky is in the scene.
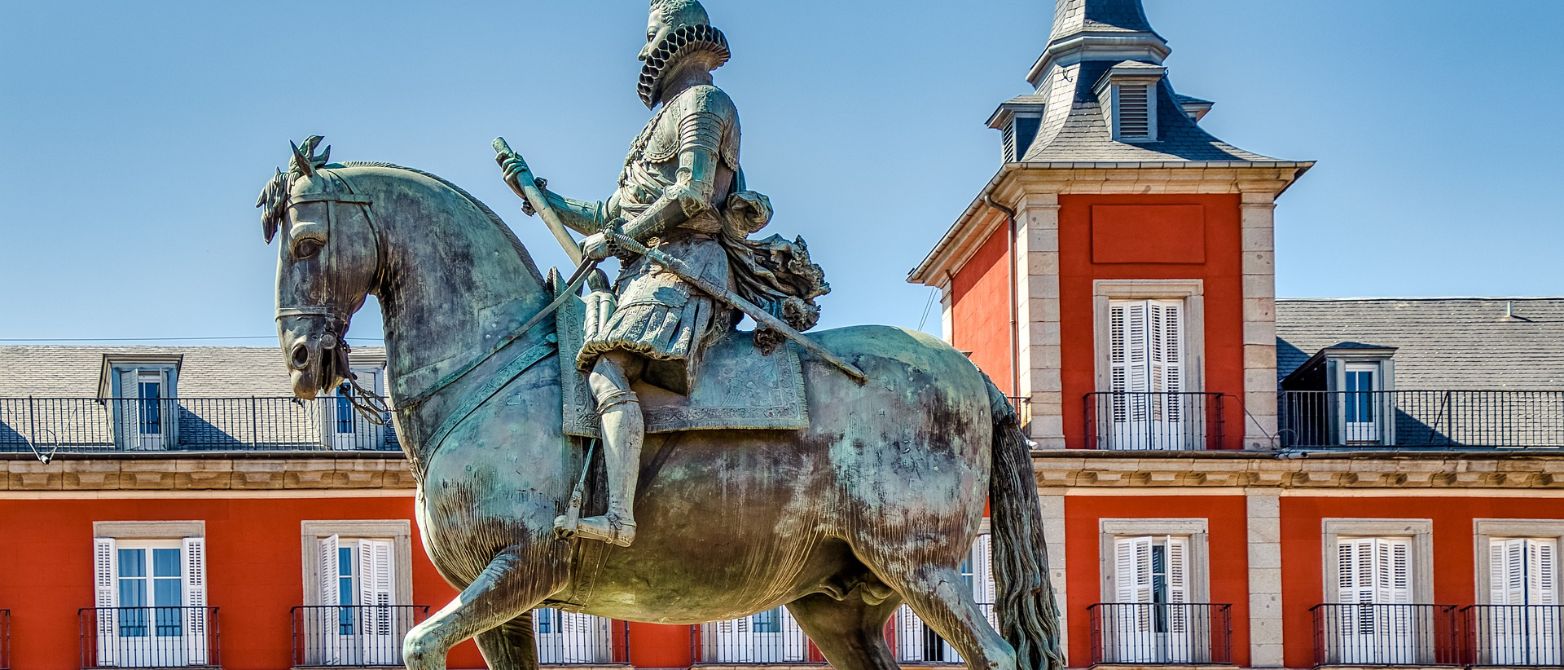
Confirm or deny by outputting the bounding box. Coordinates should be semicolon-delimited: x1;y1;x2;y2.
3;1;1562;344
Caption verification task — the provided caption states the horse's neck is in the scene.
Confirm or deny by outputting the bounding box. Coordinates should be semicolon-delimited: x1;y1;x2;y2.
361;170;549;410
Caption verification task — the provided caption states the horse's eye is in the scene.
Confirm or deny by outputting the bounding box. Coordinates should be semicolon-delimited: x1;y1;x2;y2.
294;239;323;259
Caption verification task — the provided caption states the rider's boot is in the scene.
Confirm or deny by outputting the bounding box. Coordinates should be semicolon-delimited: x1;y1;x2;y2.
557;355;642;547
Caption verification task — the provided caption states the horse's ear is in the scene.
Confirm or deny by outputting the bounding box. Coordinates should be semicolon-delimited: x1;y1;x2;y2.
290;141;316;178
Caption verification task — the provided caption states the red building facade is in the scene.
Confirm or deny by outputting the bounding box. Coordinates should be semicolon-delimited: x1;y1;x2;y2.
913;2;1564;670
3;3;1562;670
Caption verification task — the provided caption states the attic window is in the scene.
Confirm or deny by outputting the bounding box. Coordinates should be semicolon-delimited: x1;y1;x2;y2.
1115;84;1154;141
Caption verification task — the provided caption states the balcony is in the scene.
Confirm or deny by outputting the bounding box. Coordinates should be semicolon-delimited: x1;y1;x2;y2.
291;605;428;668
1281;390;1564;450
1463;605;1563;667
534;608;628;666
1;397;398;455
889;602;997;666
1088;603;1233;666
1085;392;1226;451
694;608;820;666
79;606;219;669
1311;603;1459;667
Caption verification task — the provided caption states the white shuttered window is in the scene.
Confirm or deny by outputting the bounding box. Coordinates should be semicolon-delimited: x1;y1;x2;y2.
1107;300;1187;449
1333;537;1417;664
1485;538;1560;665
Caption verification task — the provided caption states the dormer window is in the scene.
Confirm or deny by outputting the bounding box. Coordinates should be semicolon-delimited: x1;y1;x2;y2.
1114;83;1154;140
100;355;182;452
1280;344;1398;447
987;95;1047;163
1094;61;1166;144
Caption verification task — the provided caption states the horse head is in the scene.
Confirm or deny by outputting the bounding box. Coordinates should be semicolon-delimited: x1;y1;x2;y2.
257;135;381;399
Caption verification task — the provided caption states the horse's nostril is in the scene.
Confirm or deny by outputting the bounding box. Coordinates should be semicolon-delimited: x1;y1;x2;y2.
291;344;310;369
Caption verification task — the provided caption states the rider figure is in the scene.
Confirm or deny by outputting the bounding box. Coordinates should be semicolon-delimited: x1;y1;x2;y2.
503;0;744;547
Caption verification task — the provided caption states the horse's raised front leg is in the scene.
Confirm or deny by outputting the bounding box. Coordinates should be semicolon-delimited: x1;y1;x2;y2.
404;546;559;670
785;591;901;670
474;611;539;670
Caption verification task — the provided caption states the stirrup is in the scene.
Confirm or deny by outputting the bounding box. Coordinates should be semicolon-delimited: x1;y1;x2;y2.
565;514;637;547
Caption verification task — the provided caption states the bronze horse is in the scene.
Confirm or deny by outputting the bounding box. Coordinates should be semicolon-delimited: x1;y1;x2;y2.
259;151;1062;670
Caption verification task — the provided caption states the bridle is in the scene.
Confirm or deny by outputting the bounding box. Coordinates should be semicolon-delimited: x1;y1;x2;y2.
276;170;390;423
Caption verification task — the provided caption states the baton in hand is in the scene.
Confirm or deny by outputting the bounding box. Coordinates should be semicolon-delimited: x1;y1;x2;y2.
493;137;586;266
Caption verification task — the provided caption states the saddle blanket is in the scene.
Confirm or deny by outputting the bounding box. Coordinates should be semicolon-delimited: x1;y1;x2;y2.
554;275;808;438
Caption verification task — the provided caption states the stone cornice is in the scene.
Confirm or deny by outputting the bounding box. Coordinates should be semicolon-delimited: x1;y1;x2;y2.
908;163;1311;285
1033;450;1564;491
2;456;417;491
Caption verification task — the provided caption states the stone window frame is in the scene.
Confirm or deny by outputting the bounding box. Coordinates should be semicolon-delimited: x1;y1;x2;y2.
1092;280;1207;397
94;520;204;540
1098;518;1212;604
1320;518;1435;604
1472;518;1564;605
299;520;414;608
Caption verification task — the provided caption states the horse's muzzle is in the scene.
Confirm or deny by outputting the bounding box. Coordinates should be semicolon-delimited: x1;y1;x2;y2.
278;316;341;400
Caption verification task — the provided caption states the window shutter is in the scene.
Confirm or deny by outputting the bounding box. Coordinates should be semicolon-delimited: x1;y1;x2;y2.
1155;301;1185;412
315;535;341;664
358;539;397;661
1117;84;1152;139
115;370;136;450
781;608;807;661
972;534;996;609
1166;536;1193;660
1490;539;1526;606
1109;302;1129;425
182;537;209;665
1385;539;1412;605
896;605;925;661
1535;540;1560;663
1535;540;1558;605
94;538;118;664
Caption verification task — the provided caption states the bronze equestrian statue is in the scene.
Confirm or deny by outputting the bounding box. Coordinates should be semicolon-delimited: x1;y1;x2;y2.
497;0;829;549
253;3;1062;670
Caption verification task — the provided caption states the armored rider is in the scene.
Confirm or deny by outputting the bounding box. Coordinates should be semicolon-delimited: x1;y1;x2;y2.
503;0;780;548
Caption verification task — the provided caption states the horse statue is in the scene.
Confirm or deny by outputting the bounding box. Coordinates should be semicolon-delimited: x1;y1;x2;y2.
256;141;1062;670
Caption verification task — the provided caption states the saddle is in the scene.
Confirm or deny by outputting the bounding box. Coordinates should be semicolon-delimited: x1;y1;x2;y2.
551;272;809;439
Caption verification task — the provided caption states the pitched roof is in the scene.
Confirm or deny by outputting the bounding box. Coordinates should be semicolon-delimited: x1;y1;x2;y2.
1276;298;1564;389
0;345;383;397
1020;60;1285;164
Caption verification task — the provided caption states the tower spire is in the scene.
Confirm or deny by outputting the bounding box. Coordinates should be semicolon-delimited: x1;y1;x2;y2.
1029;0;1169;88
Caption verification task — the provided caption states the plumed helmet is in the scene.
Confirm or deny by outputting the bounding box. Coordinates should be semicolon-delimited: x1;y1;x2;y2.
638;0;730;108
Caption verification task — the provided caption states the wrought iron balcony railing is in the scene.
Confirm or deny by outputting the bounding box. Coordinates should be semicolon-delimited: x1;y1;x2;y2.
1462;604;1564;667
888;602;997;665
1085;392;1226;451
1281;390;1564;449
1310;603;1459;667
532;609;628;666
292;605;428;667
1088;603;1233;666
79;606;219;669
694;608;819;666
1;397;398;454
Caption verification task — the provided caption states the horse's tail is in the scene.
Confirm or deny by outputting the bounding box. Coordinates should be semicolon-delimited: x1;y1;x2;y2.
985;378;1065;670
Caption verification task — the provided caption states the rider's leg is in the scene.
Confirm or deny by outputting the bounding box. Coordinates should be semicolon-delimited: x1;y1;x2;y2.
575;350;645;547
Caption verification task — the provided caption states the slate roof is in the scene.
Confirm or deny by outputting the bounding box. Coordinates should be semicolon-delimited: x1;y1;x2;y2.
1276;299;1564;389
1021;60;1285;164
1049;0;1160;39
0;345;383;397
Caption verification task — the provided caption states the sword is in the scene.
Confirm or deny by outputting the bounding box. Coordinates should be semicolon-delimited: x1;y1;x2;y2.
608;233;868;385
493;137;586;266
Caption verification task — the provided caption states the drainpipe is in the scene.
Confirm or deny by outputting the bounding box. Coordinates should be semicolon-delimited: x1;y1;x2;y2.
983;195;1021;402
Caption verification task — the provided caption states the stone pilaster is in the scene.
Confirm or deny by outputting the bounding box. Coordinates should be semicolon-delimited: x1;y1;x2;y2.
1038;492;1069;665
1239;189;1279;449
1246;493;1284;667
1013;193;1064;448
938;278;954;344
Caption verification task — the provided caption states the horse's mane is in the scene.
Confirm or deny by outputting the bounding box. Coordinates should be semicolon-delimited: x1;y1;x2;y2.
343;161;546;285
